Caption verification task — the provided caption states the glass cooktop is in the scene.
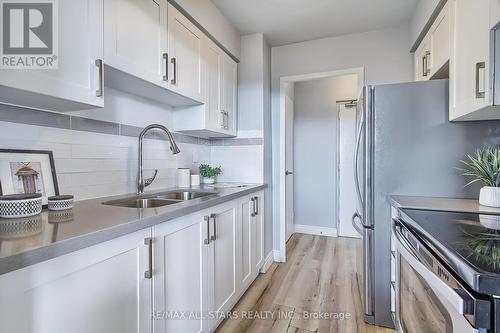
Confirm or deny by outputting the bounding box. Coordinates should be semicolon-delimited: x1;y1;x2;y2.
401;209;500;295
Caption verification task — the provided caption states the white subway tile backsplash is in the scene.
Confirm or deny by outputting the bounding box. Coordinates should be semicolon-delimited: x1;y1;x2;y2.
0;121;210;200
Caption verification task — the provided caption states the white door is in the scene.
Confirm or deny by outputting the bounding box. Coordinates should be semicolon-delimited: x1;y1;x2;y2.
251;194;264;271
153;216;208;333
203;39;223;131
449;0;491;120
221;55;238;135
284;84;295;242
0;229;152;333
0;0;104;111
168;3;204;102
104;0;168;87
338;104;360;238
208;203;238;329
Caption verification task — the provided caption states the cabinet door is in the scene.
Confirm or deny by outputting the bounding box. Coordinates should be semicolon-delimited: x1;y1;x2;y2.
208;203;238;328
153;214;209;333
104;0;168;87
203;39;224;131
0;0;104;110
414;39;431;81
449;0;491;120
429;2;450;77
240;198;253;288
0;229;152;333
168;3;204;102
491;0;500;29
222;55;238;135
251;194;264;272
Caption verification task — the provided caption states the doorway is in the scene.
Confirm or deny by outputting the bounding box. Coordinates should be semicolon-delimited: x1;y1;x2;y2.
278;67;364;262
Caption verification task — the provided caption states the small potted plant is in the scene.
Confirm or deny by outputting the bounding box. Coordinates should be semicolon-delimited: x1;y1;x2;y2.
460;147;500;207
199;164;222;184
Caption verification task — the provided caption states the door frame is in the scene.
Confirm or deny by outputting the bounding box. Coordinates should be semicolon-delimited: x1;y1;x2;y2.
278;67;365;262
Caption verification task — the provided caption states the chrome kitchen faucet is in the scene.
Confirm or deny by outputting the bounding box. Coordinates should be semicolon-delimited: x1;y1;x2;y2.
137;124;180;194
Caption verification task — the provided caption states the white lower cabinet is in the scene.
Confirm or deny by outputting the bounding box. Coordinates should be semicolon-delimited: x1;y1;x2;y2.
239;193;265;290
0;228;153;333
153;211;209;333
0;193;265;333
206;202;239;330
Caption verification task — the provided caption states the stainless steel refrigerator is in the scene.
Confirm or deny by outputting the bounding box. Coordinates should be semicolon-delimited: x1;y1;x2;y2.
352;79;500;328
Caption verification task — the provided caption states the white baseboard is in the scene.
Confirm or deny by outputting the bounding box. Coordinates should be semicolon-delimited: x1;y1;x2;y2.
294;224;338;237
260;251;274;273
272;250;282;262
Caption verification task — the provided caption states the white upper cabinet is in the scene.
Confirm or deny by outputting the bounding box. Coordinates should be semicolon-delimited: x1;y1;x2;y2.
104;0;168;87
222;54;238;135
449;0;500;120
204;38;224;131
414;39;431;81
0;0;104;111
413;2;450;81
173;37;238;138
491;0;500;28
429;2;450;78
167;3;204;103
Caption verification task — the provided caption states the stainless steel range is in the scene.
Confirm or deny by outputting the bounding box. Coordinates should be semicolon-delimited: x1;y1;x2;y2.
391;209;500;333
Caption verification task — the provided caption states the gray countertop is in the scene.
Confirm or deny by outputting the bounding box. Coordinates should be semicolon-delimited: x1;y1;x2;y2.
0;183;266;275
389;195;500;214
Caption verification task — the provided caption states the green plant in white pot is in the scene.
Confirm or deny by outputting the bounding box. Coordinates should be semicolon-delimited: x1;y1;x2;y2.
199;164;222;184
460;147;500;208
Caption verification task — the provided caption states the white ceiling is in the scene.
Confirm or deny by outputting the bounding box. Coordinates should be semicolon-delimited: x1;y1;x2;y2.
211;0;418;46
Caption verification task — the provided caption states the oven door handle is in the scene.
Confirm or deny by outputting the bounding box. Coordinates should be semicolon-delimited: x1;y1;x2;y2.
393;224;473;317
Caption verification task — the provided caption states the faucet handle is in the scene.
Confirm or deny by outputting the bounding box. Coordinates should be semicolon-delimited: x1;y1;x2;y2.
144;169;158;188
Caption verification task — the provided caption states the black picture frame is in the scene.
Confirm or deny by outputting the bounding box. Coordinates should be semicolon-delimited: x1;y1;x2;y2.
0;149;60;203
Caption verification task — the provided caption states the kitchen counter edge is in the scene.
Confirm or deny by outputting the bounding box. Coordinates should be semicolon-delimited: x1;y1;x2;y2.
0;184;267;275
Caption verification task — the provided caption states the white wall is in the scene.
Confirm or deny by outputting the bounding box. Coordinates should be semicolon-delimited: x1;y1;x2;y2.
271;25;413;248
409;0;443;49
293;75;357;229
174;0;241;58
238;34;265;133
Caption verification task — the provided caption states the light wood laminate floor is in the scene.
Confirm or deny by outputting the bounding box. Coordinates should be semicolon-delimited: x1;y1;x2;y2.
216;234;396;333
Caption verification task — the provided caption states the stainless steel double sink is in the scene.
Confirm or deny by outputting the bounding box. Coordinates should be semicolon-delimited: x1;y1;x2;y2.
102;190;217;208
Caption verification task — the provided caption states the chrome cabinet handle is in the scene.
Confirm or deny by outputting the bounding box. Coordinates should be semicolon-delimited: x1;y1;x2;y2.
204;215;210;244
95;59;104;97
251;198;256;217
162;53;169;81
425;51;431;75
476;62;486;99
210;213;217;241
422;54;427;77
219;110;225;129
254;196;259;216
144;237;153;279
285;170;293;176
171;57;177;85
224;111;229;130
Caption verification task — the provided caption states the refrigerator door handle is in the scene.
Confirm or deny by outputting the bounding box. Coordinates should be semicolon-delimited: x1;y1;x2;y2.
354;112;364;208
363;227;375;320
352;211;363;236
